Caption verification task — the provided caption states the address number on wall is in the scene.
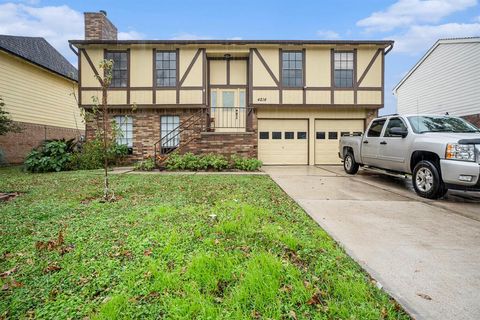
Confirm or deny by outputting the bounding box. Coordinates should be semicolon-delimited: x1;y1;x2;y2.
257;97;267;102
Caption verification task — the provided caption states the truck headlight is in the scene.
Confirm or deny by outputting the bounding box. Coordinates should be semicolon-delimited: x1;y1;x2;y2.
445;143;475;162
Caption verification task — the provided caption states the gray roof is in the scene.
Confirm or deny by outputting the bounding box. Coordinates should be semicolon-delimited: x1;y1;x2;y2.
0;35;77;81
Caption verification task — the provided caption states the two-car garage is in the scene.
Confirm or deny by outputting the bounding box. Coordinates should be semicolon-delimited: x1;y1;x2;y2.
258;117;364;165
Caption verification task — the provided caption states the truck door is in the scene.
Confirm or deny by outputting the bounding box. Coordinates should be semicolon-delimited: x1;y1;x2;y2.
361;119;386;167
377;117;409;172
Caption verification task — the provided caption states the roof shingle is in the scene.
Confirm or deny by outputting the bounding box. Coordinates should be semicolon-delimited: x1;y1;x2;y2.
0;35;77;81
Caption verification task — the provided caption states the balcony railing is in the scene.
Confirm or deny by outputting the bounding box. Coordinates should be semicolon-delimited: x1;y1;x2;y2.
209;107;251;132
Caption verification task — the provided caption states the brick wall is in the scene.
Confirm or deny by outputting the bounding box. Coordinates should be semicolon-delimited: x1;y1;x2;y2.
84;12;117;40
85;108;258;162
462;113;480;128
0;121;84;164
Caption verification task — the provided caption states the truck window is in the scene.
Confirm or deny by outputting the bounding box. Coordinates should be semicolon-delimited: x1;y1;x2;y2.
384;118;407;137
367;119;386;137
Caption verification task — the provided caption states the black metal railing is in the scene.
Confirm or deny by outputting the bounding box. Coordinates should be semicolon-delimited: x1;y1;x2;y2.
208;107;251;130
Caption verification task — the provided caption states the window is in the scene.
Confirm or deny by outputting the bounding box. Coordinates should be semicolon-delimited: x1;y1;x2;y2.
297;131;307;139
259;132;269;139
272;132;282;139
316;132;325;139
222;91;235;108
239;91;246;108
341;131;350;137
385;118;407;137
334;52;354;88
282;51;303;87
367;119;386;137
105;51;128;88
353;131;363;136
211;91;217;111
114;115;133;148
156;51;177;87
328;132;338;140
285;132;294;139
160;116;180;149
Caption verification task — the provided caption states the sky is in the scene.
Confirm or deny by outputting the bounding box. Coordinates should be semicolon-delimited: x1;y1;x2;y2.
0;0;479;115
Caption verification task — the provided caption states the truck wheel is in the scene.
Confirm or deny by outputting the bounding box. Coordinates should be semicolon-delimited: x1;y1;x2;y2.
343;151;359;174
412;160;446;199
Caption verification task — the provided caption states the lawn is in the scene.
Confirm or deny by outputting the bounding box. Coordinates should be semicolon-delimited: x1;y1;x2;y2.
0;167;409;319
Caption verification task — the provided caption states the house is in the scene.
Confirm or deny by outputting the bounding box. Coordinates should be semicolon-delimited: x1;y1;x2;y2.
394;38;480;127
0;35;82;164
70;11;393;165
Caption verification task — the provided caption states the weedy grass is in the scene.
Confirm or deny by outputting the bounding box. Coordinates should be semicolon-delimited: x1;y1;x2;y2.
0;167;409;319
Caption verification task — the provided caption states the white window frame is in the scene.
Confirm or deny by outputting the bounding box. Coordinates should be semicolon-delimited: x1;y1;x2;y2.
113;115;133;147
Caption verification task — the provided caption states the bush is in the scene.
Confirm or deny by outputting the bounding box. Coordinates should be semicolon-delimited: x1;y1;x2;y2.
24;140;74;173
70;138;128;170
231;155;263;171
199;154;229;171
165;153;261;172
134;157;156;171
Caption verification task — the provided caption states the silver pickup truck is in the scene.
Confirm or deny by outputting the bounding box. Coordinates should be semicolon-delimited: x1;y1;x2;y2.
339;114;480;199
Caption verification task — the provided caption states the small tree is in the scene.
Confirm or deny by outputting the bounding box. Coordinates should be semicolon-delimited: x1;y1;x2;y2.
0;97;21;135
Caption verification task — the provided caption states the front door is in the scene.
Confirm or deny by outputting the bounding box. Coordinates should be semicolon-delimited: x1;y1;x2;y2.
210;88;246;132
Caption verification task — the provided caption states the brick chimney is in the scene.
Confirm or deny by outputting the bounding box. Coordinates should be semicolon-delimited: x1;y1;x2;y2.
84;10;118;40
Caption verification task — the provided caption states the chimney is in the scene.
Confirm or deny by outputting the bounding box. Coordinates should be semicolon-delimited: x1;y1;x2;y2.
84;10;118;40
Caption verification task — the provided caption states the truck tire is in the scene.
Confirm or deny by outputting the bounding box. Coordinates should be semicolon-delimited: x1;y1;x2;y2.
412;160;447;199
343;151;359;174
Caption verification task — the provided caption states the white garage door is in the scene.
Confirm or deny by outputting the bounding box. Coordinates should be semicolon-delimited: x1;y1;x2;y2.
315;119;364;165
258;119;308;165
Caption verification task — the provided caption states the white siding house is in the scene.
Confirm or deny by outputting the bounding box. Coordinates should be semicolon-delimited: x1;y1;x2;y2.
393;38;480;127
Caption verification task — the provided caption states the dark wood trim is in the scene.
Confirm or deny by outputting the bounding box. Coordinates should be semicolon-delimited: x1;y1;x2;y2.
127;48;131;104
226;58;231;85
210;85;247;89
330;49;334;104
202;48;207;106
152;48;156;104
252;86;278;90
81;104;207;110
176;48;180;104
253;104;382;109
179;86;204;90
357;49;382;87
305;87;331;91
253;48;280;86
278;48;283;104
357;87;382;91
248;49;253;105
179;48;202;87
246;55;251;131
207;56;248;61
78;49;82;105
207;57;211;130
353;48;357;105
81;48;103;87
302;48;306;104
282;87;304;90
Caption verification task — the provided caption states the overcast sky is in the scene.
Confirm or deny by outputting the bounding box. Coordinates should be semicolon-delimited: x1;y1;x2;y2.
1;0;479;114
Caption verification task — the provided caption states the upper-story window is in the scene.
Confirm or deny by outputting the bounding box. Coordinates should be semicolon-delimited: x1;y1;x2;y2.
282;51;303;87
156;51;177;87
334;52;354;88
105;51;128;88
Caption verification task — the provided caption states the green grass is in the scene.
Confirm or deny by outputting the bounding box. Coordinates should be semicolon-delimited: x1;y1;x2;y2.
0;167;409;319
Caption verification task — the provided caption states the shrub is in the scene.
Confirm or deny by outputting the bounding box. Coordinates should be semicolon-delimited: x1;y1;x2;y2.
24;140;74;173
199;154;229;171
70;138;128;170
165;153;261;172
134;157;156;171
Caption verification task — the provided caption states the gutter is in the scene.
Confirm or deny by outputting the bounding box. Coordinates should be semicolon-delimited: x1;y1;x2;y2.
384;43;394;55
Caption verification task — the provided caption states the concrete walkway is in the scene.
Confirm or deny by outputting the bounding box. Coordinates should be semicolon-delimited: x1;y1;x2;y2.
263;166;480;320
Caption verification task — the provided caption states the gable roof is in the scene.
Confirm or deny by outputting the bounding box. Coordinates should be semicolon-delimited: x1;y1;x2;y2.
0;35;77;82
393;37;480;93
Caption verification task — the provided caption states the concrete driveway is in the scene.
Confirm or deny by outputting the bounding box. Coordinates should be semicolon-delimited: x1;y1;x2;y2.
263;165;480;320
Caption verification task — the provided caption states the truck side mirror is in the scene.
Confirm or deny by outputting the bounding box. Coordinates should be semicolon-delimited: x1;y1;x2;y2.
389;127;408;138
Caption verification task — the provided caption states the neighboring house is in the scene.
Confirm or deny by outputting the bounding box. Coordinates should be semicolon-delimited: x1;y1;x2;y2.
394;37;480;127
70;11;392;165
0;35;83;164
